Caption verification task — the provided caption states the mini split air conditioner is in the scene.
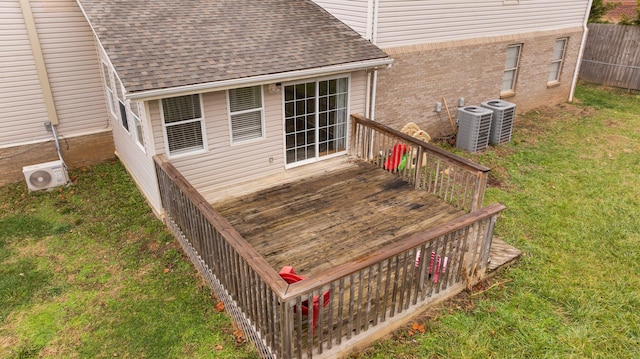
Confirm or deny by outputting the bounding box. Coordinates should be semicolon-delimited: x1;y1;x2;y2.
482;99;516;145
455;106;493;152
22;160;70;192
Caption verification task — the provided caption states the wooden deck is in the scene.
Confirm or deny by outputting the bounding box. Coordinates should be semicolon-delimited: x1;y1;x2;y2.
154;114;519;358
214;161;466;276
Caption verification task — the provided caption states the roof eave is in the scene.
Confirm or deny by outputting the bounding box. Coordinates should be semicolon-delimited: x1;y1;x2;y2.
126;57;394;101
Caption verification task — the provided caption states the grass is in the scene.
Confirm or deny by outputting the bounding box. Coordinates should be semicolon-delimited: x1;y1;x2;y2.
0;161;258;358
354;83;640;358
1;82;638;358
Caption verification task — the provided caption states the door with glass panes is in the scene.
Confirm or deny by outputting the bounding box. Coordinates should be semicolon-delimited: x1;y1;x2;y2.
284;77;348;165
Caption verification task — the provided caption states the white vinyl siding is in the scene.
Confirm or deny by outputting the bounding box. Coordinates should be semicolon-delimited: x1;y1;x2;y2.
0;0;109;148
0;0;49;147
374;0;588;48
309;0;371;38
110;99;160;214
29;0;109;135
501;44;522;93
146;71;367;201
161;94;206;156
228;86;264;143
548;38;568;83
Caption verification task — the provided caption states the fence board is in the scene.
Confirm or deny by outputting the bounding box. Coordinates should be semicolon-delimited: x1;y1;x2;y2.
580;23;640;90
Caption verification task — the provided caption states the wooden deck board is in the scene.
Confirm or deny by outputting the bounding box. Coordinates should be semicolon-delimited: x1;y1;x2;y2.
214;161;465;276
487;237;522;273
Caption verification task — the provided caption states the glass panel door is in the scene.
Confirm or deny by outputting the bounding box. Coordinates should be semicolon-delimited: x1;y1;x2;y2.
285;82;316;164
284;77;348;165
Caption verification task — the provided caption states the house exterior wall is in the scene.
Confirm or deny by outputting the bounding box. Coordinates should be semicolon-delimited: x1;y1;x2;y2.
373;0;587;48
312;0;590;136
96;47;162;215
374;28;584;137
313;0;588;46
0;0;113;186
309;0;371;38
147;71;368;199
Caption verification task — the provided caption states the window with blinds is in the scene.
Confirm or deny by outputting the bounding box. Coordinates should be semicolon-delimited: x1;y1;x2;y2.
161;94;205;155
228;86;264;143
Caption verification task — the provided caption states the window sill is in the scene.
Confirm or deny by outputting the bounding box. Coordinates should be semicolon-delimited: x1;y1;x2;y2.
547;81;561;89
500;90;516;99
166;148;208;160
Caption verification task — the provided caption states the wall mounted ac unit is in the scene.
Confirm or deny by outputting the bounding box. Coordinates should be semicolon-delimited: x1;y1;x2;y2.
482;99;516;145
455;106;493;152
22;160;69;192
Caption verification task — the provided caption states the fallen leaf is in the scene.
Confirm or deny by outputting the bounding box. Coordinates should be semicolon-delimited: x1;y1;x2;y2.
407;330;415;337
214;344;223;351
234;330;244;343
215;301;225;312
411;322;425;334
163;268;170;273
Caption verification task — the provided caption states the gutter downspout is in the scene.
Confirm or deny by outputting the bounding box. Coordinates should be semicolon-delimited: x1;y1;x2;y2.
19;0;66;168
569;0;594;102
19;0;59;126
368;0;381;120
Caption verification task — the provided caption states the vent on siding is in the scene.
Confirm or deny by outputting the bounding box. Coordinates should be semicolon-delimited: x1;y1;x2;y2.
482;100;516;145
455;106;493;153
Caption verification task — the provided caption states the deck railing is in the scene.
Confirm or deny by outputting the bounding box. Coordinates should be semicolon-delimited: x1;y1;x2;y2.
154;149;504;359
350;114;490;212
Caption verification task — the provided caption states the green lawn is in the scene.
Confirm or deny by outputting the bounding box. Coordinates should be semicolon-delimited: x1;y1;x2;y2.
1;83;639;358
0;162;258;358
357;83;640;358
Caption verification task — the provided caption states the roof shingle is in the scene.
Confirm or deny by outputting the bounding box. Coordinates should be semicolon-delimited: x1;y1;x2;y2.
76;0;390;94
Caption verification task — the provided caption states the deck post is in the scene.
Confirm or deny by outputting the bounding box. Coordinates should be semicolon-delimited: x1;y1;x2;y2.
471;170;489;212
350;115;358;158
280;299;293;359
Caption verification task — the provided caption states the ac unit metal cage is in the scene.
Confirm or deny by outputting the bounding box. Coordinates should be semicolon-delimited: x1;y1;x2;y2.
455;106;493;152
481;99;516;145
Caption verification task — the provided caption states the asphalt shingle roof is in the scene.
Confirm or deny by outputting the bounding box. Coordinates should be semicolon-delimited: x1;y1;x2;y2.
76;0;390;95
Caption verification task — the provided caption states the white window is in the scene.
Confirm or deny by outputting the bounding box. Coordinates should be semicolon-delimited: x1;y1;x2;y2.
118;100;129;132
114;80;130;132
101;62;117;117
129;101;145;148
548;38;568;83
228;86;264;143
161;94;206;156
502;44;522;94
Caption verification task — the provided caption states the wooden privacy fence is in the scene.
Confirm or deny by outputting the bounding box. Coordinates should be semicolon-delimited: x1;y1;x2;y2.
580;23;640;91
350;114;490;212
153;115;504;358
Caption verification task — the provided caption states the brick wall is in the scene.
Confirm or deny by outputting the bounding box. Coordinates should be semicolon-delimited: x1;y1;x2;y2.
374;28;584;138
0;130;115;186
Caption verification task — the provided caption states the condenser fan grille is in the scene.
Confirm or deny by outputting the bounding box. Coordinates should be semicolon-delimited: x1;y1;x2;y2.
29;170;53;188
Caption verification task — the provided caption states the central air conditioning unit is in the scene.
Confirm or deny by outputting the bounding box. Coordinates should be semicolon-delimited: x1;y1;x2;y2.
22;160;70;192
482;99;516;145
455;106;493;152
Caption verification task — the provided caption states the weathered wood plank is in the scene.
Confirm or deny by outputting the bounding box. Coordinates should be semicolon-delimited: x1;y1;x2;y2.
215;161;465;277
